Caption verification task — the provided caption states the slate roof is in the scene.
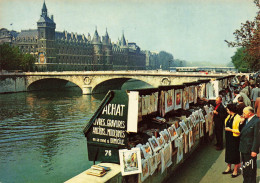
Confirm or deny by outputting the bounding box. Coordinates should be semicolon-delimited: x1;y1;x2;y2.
17;29;38;38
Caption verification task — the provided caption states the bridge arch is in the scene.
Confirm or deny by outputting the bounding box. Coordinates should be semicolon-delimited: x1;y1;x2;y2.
27;77;83;93
92;77;155;93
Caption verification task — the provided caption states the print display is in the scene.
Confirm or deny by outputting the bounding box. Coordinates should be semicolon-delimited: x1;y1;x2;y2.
119;148;142;176
174;89;183;110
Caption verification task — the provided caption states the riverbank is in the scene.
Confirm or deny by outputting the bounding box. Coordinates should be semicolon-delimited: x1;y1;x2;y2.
66;141;260;183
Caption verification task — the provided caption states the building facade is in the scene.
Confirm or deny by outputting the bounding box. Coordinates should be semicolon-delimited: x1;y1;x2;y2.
0;1;147;71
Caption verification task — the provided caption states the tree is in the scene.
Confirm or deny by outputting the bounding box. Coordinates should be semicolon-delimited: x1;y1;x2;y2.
21;53;35;71
0;43;22;70
225;0;260;71
0;43;35;71
158;51;174;70
231;47;249;72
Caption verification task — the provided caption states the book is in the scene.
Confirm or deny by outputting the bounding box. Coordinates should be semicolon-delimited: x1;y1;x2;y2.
86;168;106;177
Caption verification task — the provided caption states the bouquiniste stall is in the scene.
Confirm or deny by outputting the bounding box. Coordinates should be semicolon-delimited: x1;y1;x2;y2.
83;75;235;182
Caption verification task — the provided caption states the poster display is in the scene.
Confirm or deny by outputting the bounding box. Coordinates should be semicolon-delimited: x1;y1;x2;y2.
139;158;149;182
119;148;142;176
167;125;178;141
149;155;157;175
176;136;183;164
174;89;183;110
189;86;194;103
141;142;153;158
148;136;161;153
165;89;174;113
179;120;189;135
182;87;189;110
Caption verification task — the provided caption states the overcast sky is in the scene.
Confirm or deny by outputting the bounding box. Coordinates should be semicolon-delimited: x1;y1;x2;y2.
0;0;258;65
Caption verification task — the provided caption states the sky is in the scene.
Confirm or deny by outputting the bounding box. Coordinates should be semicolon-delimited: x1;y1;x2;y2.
0;0;258;65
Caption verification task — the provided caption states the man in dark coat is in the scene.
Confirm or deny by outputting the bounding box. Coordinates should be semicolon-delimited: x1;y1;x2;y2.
212;96;228;150
239;106;260;183
236;96;246;116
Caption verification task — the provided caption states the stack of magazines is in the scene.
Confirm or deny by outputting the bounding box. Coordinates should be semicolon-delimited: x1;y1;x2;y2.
86;165;110;177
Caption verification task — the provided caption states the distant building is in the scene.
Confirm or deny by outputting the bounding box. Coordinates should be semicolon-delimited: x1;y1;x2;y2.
0;1;146;71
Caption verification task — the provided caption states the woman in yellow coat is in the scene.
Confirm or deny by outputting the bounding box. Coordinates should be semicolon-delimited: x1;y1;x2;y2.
222;104;241;178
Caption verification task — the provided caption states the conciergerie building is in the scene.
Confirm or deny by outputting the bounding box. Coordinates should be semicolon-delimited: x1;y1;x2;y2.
0;1;149;71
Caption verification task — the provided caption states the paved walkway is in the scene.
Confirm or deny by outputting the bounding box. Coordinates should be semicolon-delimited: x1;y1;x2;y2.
167;141;260;183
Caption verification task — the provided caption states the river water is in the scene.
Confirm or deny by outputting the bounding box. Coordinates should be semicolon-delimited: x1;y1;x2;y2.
0;80;151;183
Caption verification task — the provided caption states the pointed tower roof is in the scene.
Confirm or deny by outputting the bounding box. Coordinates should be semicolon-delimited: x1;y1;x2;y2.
92;27;101;44
121;31;127;47
102;28;111;45
37;0;56;27
41;0;47;17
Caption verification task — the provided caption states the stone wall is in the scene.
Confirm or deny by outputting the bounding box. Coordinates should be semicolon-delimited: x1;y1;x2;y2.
0;75;27;94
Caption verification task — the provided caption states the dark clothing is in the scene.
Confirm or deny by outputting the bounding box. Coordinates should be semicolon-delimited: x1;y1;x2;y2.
225;114;240;164
210;101;228;148
241;153;257;183
239;115;260;183
236;102;246;116
239;116;260;154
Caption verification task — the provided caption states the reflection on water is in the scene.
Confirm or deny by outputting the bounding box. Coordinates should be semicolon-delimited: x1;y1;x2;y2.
0;79;152;183
0;89;104;183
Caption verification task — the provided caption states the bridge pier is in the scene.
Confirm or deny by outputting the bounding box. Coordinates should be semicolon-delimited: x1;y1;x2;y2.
82;85;92;95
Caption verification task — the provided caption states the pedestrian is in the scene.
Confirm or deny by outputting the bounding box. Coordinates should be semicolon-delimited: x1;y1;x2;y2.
255;97;260;118
204;96;228;150
236;96;246;116
250;84;260;108
240;81;250;97
239;106;260;183
233;90;251;107
222;104;241;178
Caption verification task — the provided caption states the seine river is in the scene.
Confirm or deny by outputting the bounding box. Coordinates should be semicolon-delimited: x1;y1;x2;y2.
0;80;151;183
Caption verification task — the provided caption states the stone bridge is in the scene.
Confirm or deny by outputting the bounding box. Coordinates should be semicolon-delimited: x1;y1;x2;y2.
1;70;233;94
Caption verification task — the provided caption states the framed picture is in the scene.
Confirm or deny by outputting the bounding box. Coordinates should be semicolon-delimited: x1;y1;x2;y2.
179;120;189;134
198;109;205;122
174;89;182;110
141;142;153;158
194;111;200;123
157;136;165;148
136;144;145;159
119;148;142;176
186;117;193;128
148;136;161;153
167;125;178;141
190;113;196;127
155;150;162;165
140;158;149;182
159;129;170;144
189;86;194;103
176;136;183;164
182;87;189;110
165;89;174;113
149;155;157;175
163;142;172;168
159;91;165;117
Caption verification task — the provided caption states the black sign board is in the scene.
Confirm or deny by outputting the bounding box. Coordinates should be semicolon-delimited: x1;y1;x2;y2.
84;90;128;163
